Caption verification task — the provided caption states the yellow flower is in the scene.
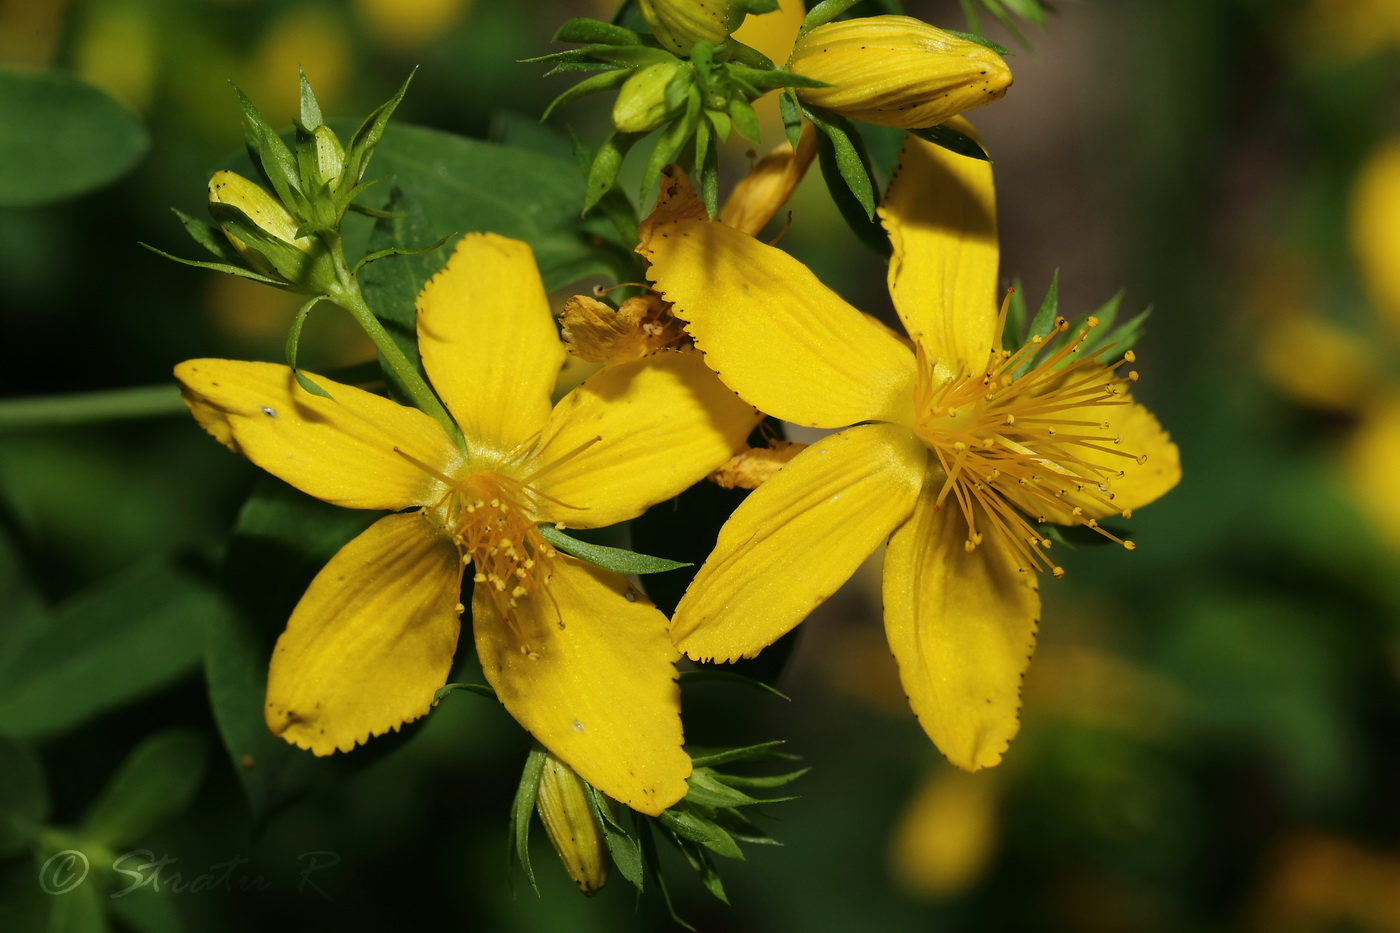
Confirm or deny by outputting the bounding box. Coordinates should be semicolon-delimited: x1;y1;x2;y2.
788;15;1012;129
638;0;735;56
641;125;1180;770
175;233;759;814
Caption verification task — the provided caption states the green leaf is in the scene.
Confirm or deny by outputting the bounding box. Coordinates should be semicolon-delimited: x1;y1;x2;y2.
713;767;810;789
810;110;889;256
583;784;644;889
722;63;827;91
585;132;642;215
0;69;148;207
1011;269;1060;378
0;560;215;738
538;525;692;574
554;18;643;45
285;296;333;400
235;86;304;215
911;122;990;161
678;668;790;700
356;124;622;393
779;89;803;151
800;0;863;35
673;837;729;903
639;89;700;204
683;769;766;808
657;808;744;859
507;746;548;894
728;98;760;142
689;740;796;768
0;735;46;857
297;67;323;130
541;68;630;122
138;244;285;287
341;69;415;190
172;209;239;263
943;28;1012;56
804;106;876;217
431;682;497;704
81;731;205;849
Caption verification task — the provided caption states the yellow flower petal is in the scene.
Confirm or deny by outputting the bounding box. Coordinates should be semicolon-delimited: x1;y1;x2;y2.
473;558;689;815
416;233;565;463
717;122;818;237
879;127;999;381
264;513;464;754
882;482;1039;771
528;353;759;529
672;423;928;662
643;218;918;428
175;359;456;510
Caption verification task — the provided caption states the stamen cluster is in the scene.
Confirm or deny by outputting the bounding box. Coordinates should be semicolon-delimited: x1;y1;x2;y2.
913;315;1145;576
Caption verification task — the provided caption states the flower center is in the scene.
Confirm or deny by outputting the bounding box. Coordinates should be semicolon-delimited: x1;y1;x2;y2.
393;448;559;656
913;311;1144;577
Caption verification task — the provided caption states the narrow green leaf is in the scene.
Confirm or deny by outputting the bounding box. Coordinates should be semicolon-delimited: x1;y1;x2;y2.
684;769;766;808
297;68;323;129
804;106;876;217
342;69;415;189
350;232;455;278
583;784;644;889
698;121;720;219
800;0;863;36
139;244;284;286
723;63;828;90
585;132;641;215
284;296;333;400
172;208;238;262
554;17;643;45
81;731;205;849
0;70;148;206
1011;270;1060;378
658;808;744;859
234;85;303;213
639;90;700;204
508;746;548;894
675;838;729;903
689;740;795;768
706;107;732;142
431;682;497;704
910;122;990;161
943;28;1012;55
1002;276;1029;351
714;767;810;789
541;68;629;122
779;89;803;151
811;112;889;255
640;822;696;931
678;668;790;700
538;525;692;574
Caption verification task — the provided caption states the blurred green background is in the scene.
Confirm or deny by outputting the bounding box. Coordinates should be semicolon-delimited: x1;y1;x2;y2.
4;0;1400;930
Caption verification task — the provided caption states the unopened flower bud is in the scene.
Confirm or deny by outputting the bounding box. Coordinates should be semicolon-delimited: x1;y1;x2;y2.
638;0;733;55
535;753;608;896
207;170;333;291
790;15;1012;129
313;125;345;188
613;61;690;134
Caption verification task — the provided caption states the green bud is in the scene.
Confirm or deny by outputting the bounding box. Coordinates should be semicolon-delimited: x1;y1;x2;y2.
612;61;691;134
638;0;733;56
206;170;334;292
535;753;609;897
312;125;345;189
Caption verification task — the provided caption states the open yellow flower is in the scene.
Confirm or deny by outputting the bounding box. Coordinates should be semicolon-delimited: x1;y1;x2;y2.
175;232;759;814
641;126;1180;770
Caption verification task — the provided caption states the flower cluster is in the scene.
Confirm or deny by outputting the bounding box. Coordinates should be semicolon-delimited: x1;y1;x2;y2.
165;3;1179;909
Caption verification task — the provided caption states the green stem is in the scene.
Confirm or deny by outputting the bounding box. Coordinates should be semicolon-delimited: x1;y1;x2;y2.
0;385;187;431
323;238;465;450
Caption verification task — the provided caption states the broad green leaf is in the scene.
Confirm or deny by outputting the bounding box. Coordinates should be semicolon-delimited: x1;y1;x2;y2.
0;69;148;207
0;559;215;738
0;735;45;856
357;124;619;385
81;731;205;849
538;525;691;574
